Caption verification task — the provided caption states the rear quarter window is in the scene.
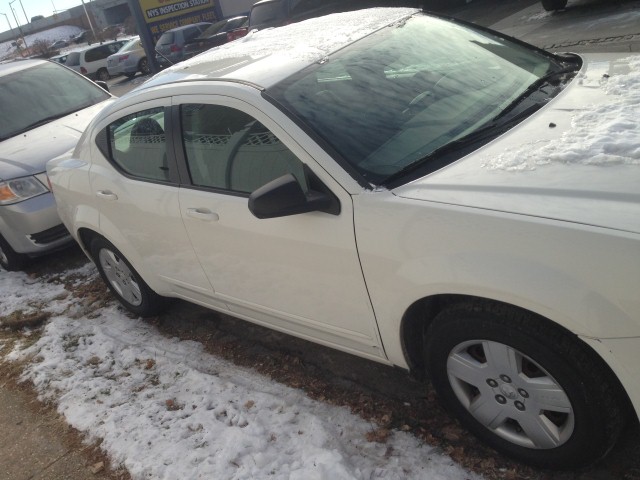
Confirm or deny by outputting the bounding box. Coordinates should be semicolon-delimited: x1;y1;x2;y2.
85;46;109;62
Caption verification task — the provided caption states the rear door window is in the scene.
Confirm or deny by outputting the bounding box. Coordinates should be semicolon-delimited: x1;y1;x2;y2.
108;107;169;182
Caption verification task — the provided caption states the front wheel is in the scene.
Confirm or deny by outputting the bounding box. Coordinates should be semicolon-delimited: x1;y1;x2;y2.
425;303;624;469
90;237;168;316
0;234;27;271
541;0;568;11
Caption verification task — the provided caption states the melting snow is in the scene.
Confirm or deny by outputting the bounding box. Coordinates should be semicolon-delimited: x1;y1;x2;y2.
1;265;478;480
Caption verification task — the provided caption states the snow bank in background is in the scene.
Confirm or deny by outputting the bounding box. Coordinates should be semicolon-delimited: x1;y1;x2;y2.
0;25;83;60
483;55;640;171
2;266;478;480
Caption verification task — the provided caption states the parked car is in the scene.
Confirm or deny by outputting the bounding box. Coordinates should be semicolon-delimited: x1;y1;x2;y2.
248;0;339;30
47;9;640;469
50;53;68;64
154;23;211;67
0;59;113;271
106;36;150;79
49;39;69;50
541;0;567;10
65;39;129;81
71;30;90;44
183;16;249;60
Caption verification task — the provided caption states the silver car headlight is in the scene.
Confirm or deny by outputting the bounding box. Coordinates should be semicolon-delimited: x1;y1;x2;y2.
0;176;49;205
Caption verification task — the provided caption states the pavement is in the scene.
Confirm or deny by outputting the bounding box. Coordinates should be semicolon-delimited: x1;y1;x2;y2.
2;1;640;478
0;380;119;480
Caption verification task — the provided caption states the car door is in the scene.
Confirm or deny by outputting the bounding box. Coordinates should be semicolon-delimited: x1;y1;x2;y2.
89;98;217;302
174;95;385;358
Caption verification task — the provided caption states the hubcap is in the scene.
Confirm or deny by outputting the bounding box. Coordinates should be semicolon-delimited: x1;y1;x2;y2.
98;248;142;306
446;340;574;449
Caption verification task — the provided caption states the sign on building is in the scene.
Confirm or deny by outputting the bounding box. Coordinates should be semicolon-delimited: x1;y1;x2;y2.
139;0;218;41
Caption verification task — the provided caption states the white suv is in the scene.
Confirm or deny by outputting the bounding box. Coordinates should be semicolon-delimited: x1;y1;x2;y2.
65;39;129;81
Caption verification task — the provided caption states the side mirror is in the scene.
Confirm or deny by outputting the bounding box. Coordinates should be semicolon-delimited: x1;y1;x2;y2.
248;173;337;219
95;80;109;92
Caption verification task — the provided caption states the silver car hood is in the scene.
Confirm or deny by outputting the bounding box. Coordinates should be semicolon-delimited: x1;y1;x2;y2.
393;53;640;234
0;101;111;180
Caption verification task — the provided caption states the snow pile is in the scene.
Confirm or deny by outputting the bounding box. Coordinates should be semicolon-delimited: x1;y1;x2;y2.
2;265;478;480
483;55;640;171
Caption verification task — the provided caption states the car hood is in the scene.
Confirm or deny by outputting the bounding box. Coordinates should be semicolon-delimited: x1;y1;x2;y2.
393;53;640;235
0;101;112;180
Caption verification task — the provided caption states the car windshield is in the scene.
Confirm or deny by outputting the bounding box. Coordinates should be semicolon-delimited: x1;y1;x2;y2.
250;1;284;27
65;51;81;66
270;14;575;186
158;32;175;45
200;19;230;37
0;62;109;141
119;38;141;53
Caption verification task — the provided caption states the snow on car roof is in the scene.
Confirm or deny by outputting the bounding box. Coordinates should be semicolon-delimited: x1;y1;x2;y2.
141;8;419;91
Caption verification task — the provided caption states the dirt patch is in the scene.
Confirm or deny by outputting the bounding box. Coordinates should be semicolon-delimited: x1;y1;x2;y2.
0;329;130;480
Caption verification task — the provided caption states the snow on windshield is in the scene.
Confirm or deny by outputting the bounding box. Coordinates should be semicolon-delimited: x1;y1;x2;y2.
1;264;479;480
482;55;640;171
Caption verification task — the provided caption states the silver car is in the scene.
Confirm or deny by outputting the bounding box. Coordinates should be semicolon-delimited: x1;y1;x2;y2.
106;36;150;79
0;59;114;270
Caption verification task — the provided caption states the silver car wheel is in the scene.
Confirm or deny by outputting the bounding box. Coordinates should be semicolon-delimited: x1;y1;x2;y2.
447;339;575;449
98;248;142;306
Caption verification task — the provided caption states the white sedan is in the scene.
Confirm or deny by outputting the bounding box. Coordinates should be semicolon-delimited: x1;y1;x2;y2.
47;8;640;469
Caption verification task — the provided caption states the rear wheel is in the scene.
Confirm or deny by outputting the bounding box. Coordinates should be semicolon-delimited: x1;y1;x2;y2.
541;0;568;11
97;68;110;82
90;237;167;316
0;235;27;271
425;302;625;468
139;57;150;75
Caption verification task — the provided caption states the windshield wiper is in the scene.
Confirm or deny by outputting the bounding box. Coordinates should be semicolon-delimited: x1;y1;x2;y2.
492;64;579;124
380;63;580;188
8;112;75;139
381;104;542;188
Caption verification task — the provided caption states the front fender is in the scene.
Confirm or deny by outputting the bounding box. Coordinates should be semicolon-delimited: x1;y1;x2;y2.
354;192;640;367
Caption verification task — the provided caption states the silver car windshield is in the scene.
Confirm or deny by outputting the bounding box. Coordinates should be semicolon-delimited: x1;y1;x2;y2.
0;62;109;141
270;14;570;185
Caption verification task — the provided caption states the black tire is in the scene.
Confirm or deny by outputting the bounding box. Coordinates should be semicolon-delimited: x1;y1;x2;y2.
139;57;150;75
541;0;568;11
90;237;168;317
425;302;624;469
97;68;110;82
0;234;27;271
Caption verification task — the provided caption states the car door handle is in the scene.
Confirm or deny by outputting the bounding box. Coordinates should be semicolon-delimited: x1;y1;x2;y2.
186;208;219;221
96;190;118;201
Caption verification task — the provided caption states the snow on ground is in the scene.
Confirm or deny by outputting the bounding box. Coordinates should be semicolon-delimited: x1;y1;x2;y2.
0;25;83;60
0;265;479;480
483;55;640;171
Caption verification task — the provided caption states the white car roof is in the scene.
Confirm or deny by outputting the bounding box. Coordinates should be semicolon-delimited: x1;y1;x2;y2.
140;8;418;91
